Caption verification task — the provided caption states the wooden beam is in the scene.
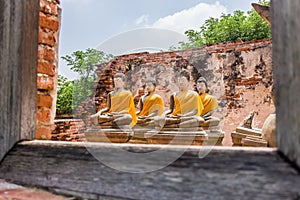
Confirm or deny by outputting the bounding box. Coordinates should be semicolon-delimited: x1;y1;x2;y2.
0;141;299;199
20;0;39;139
252;3;271;25
0;0;39;160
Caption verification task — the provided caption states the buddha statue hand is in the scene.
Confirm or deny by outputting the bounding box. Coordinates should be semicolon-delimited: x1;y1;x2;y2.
138;116;147;119
90;112;101;125
110;112;127;116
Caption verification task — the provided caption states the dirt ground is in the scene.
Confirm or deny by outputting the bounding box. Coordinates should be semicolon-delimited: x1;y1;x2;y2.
0;179;70;200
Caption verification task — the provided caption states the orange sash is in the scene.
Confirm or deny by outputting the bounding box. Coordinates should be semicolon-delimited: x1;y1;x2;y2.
200;93;218;115
109;90;137;127
172;90;203;116
138;94;164;116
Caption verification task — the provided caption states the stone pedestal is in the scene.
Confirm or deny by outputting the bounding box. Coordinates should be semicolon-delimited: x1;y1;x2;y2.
231;126;267;147
205;131;225;146
84;127;132;143
136;116;224;146
145;131;208;146
85;117;224;146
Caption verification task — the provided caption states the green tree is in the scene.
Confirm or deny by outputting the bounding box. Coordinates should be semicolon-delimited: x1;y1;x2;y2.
178;0;271;49
56;75;74;110
57;49;113;111
61;48;113;80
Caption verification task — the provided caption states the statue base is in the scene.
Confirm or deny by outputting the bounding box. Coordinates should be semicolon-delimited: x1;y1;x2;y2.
84;126;132;143
231;126;267;147
144;131;208;146
204;130;225;146
85;116;224;146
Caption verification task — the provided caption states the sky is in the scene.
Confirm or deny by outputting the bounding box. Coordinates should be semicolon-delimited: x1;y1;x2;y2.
59;0;257;79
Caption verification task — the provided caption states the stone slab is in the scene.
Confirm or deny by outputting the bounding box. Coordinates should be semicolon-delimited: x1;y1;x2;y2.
242;138;268;147
0;141;299;199
84;130;131;143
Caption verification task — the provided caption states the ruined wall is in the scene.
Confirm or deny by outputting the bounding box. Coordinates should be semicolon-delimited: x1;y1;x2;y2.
52;119;86;142
37;0;61;139
206;45;274;145
89;39;274;145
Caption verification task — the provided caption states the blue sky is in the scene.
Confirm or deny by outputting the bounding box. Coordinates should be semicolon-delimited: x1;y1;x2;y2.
59;0;257;79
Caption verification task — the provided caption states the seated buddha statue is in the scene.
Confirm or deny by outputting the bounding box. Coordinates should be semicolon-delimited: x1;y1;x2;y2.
91;72;137;128
136;78;164;127
196;77;220;127
196;77;218;118
164;70;204;128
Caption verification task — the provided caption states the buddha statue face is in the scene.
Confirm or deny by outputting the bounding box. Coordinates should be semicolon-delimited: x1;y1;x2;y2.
145;82;155;93
114;77;125;89
197;82;207;94
178;76;189;91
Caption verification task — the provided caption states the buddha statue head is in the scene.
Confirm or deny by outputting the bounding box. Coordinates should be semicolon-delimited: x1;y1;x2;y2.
177;69;190;91
196;77;209;94
113;72;126;89
145;78;157;93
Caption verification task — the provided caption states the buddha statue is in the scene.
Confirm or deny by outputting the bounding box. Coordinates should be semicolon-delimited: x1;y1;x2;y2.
196;77;218;119
196;77;221;128
164;70;204;128
136;78;164;127
91;72;137;128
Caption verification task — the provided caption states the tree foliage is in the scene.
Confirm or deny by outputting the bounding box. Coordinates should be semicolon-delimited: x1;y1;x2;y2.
56;75;74;110
56;49;113;111
61;48;113;80
178;0;271;49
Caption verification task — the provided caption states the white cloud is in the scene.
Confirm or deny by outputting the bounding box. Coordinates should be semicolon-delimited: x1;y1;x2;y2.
151;1;227;34
134;14;149;26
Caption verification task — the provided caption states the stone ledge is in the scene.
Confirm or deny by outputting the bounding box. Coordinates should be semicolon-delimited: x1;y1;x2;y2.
0;141;299;199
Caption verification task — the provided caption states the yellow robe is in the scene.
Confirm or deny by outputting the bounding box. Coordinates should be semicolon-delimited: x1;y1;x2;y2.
172;90;203;116
200;93;218;115
138;94;164;117
109;90;137;127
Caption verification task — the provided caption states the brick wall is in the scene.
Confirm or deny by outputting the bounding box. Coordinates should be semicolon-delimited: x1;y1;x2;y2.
80;39;274;145
52;119;86;142
34;1;273;146
37;0;61;139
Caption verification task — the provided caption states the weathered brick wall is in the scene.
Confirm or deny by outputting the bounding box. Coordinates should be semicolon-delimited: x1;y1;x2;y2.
88;39;274;145
52;119;86;142
31;1;273;146
37;0;61;139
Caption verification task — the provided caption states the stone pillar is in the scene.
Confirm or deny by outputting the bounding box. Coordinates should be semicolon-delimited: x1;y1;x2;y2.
37;0;61;139
271;0;300;168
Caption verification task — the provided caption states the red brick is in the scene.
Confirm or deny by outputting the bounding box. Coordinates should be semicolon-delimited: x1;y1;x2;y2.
39;13;59;31
225;44;238;50
39;28;55;47
37;74;54;90
36;126;52;139
37;108;51;123
40;0;58;15
37;94;53;108
235;47;250;52
38;61;56;76
248;76;263;81
38;46;55;63
240;80;259;86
